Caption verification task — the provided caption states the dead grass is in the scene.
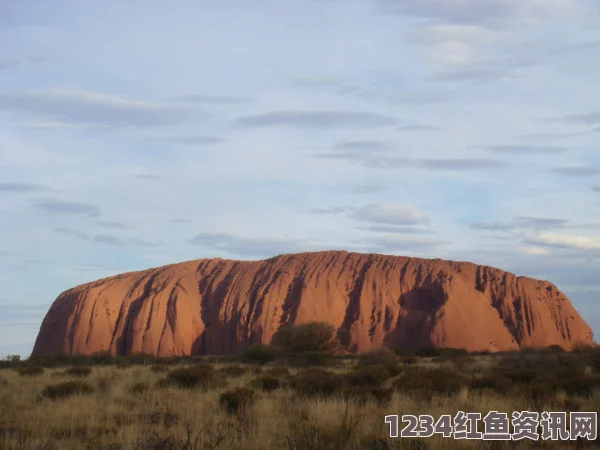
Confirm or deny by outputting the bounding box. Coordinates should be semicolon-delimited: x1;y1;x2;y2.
0;350;599;449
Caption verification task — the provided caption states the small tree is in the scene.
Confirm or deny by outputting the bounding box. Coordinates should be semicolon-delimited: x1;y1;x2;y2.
270;325;295;351
271;322;341;354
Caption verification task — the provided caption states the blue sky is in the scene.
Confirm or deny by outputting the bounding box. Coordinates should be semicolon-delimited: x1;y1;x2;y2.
1;0;599;357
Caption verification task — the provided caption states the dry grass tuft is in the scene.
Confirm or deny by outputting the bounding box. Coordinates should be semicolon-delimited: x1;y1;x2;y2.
41;380;94;400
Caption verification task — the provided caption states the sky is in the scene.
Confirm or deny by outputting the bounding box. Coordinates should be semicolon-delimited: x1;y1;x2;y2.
1;0;599;357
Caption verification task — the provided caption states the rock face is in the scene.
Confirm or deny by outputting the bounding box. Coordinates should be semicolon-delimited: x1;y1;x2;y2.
32;251;595;356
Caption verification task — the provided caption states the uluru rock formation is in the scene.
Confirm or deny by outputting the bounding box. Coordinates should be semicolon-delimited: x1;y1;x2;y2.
32;251;595;356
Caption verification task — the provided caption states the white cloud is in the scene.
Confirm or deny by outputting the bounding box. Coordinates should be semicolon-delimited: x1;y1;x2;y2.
533;232;600;250
354;203;430;226
414;24;507;46
520;246;552;256
413;24;509;67
426;41;476;67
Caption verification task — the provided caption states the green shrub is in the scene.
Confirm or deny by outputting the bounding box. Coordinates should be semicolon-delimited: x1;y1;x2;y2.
289;351;333;367
218;365;248;377
501;369;537;383
240;344;279;365
290;368;342;398
393;347;415;357
63;366;92;377
17;366;44;377
7;354;21;363
160;365;225;390
26;354;64;368
346;366;392;387
41;381;94;400
250;375;280;392
438;348;469;358
589;348;600;373
357;348;398;367
555;355;587;377
414;347;440;357
219;387;255;415
499;349;580;374
0;355;20;369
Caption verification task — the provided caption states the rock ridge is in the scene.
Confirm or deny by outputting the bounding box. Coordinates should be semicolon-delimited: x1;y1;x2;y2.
31;251;595;356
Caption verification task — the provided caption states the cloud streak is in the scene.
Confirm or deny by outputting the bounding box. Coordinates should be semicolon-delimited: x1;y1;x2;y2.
0;182;52;193
310;206;353;215
31;199;100;217
93;234;125;246
54;228;91;241
172;94;253;104
356;225;433;234
332;140;395;152
528;232;600;251
95;221;129;229
54;228;157;248
559;111;600;126
235;110;399;129
473;216;570;231
318;152;509;171
552;166;600;177
483;145;567;155
151;136;224;145
0;88;195;127
292;75;449;106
